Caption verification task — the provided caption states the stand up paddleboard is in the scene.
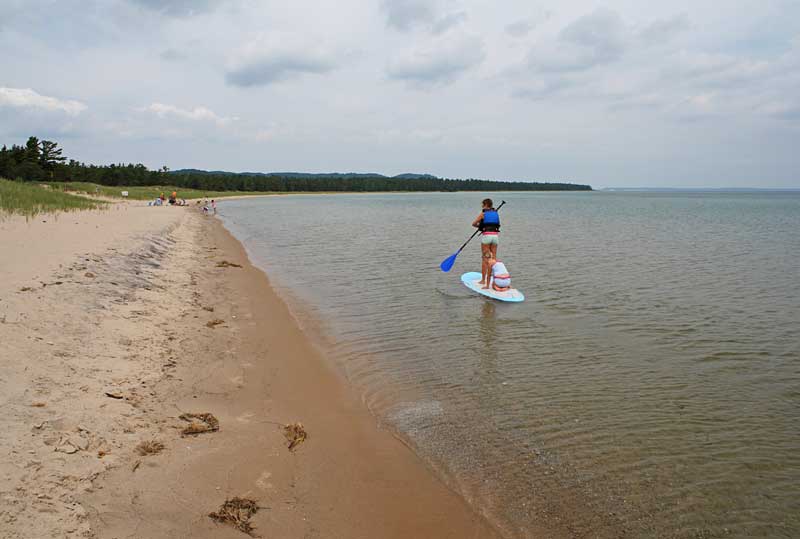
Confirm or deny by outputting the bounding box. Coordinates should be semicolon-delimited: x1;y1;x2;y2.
460;272;525;302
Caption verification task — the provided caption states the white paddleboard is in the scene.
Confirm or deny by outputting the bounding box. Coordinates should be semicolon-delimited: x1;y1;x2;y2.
460;272;525;303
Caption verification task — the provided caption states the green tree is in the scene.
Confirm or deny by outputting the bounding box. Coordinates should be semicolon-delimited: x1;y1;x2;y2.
25;136;40;163
39;140;66;171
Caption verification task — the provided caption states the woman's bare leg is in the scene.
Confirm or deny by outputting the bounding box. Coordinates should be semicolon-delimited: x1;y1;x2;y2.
482;242;498;289
479;243;491;284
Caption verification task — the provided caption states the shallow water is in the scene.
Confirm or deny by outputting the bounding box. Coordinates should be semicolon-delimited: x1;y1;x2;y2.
219;192;800;538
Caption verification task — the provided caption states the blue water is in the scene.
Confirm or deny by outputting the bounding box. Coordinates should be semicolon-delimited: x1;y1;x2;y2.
219;191;800;538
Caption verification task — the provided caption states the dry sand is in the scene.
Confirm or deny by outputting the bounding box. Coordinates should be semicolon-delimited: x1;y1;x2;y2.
0;204;501;538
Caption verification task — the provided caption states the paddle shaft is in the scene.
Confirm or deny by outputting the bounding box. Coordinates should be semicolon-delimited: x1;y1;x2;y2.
455;200;505;255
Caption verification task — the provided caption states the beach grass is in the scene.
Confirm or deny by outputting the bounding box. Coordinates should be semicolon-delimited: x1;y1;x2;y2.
0;178;107;218
46;182;269;201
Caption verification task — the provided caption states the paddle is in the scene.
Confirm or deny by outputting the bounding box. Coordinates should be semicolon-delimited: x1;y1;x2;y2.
440;200;505;272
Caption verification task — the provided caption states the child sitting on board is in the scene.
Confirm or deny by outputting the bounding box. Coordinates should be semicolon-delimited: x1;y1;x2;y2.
485;256;511;292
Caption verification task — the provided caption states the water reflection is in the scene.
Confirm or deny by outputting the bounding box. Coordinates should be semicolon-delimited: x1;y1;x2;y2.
477;301;500;392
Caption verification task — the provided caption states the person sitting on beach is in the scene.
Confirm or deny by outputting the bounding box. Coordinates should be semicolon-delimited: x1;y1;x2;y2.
486;256;511;292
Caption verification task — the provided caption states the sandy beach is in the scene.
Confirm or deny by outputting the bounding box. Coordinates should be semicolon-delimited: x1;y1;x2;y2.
0;203;501;538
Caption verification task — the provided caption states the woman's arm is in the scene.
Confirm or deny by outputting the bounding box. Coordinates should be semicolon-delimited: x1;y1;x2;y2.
472;213;484;228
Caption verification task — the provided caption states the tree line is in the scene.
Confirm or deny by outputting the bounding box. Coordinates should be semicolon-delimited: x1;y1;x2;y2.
0;136;592;192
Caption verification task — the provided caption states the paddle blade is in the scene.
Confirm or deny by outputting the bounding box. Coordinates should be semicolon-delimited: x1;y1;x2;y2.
440;252;458;272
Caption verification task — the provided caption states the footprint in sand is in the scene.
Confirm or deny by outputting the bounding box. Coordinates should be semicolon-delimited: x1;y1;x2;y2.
255;471;273;491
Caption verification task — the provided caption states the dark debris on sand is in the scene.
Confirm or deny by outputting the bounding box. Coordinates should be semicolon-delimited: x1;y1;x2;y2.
283;422;308;452
209;497;260;536
135;439;165;456
179;412;220;436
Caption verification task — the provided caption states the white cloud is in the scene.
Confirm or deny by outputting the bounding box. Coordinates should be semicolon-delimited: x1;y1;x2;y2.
139;102;235;126
0;87;87;116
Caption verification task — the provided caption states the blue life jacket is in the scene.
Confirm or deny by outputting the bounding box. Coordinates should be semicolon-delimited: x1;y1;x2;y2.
481;208;500;232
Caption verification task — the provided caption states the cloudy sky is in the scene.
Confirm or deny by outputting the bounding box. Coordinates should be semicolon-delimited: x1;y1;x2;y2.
1;0;798;187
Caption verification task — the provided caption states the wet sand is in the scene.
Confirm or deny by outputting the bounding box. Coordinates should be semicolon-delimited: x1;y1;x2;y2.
0;205;501;538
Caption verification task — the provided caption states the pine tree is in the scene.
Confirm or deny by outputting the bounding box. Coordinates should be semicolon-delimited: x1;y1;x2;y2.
39;140;66;170
25;136;40;162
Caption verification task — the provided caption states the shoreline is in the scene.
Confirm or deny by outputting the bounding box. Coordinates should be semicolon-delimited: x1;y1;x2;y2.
60;188;595;206
0;205;502;538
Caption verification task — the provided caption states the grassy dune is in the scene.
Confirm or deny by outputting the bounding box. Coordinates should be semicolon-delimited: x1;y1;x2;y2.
47;182;266;201
0;178;107;218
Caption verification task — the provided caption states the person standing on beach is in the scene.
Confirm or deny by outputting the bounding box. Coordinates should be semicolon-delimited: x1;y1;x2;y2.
472;198;500;288
211;199;217;214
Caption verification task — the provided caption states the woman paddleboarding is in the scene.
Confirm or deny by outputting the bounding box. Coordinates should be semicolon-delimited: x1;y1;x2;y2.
472;198;500;289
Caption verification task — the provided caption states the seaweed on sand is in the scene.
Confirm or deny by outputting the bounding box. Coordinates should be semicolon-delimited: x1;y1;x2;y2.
135;439;165;456
179;412;220;436
209;497;260;536
216;260;242;268
206;318;225;328
283;422;308;451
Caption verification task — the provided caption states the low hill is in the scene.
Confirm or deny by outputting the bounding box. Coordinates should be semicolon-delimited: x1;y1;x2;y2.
171;170;440;181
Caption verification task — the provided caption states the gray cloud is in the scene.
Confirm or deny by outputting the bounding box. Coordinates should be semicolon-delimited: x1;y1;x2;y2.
512;78;573;100
129;0;223;17
525;8;629;73
558;8;627;68
226;51;337;87
764;102;800;121
382;0;467;34
527;9;686;75
387;35;485;85
431;11;468;35
160;48;188;61
663;51;771;91
382;0;435;31
638;13;690;45
505;9;552;38
505;20;534;38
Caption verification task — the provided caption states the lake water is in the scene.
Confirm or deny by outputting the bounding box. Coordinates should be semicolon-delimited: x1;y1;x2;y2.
219;192;800;538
